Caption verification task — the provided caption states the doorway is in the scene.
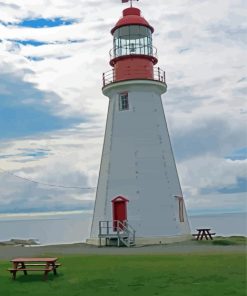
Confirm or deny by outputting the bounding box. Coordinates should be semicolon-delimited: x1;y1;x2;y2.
111;196;129;231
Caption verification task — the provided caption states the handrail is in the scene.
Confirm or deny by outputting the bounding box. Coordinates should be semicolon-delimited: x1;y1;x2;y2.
99;220;130;234
115;220;135;247
118;220;136;247
99;220;136;247
102;67;166;87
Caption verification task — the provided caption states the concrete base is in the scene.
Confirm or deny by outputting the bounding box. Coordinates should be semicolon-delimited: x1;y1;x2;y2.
86;234;192;246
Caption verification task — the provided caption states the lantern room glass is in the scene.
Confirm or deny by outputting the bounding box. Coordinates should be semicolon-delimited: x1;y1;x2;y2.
113;25;153;58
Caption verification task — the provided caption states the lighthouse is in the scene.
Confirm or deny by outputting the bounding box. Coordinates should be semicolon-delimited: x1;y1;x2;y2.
88;2;191;246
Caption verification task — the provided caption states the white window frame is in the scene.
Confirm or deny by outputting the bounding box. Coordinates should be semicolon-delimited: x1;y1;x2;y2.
119;92;129;111
174;196;185;223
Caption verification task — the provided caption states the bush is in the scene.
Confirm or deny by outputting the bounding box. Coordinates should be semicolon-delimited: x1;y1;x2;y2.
212;239;234;246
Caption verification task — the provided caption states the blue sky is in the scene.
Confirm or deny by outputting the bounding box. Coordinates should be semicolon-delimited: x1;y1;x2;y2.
0;0;246;216
18;17;76;28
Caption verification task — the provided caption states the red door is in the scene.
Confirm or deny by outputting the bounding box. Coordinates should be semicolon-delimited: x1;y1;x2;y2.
112;196;129;231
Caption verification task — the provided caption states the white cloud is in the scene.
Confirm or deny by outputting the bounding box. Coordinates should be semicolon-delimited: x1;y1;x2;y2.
0;123;104;213
0;0;246;214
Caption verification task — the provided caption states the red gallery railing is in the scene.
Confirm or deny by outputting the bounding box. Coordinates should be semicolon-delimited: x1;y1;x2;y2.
102;67;166;87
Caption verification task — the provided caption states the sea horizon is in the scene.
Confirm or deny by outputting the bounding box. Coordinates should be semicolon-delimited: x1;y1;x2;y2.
0;211;246;246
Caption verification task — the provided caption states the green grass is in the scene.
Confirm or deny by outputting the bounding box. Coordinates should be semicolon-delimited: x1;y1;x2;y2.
1;254;246;296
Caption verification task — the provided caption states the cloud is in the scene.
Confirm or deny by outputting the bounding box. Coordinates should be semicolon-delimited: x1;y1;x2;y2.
178;155;247;215
0;148;51;162
170;115;247;161
0;176;95;213
0;0;246;215
226;147;247;161
0;123;104;213
0;2;19;9
0;69;81;139
186;192;247;216
201;177;247;195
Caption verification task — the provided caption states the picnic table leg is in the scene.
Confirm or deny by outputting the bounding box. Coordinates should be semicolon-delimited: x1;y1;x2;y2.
21;262;28;275
11;263;18;279
44;270;49;281
206;230;213;240
199;231;205;240
52;264;57;275
11;270;17;280
197;231;202;240
202;230;209;240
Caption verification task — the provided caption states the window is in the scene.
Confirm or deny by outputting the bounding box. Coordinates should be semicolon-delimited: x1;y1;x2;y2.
175;196;184;223
119;92;129;111
178;197;184;222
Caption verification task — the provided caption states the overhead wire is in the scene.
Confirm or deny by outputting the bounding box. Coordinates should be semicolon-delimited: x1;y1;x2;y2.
0;167;96;190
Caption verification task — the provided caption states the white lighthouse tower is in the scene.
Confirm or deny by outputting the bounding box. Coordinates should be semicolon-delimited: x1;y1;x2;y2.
88;3;191;246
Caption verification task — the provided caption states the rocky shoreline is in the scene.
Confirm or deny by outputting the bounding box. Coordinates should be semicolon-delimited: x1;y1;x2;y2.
0;239;40;246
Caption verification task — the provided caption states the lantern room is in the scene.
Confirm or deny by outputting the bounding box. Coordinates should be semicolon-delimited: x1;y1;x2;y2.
105;7;159;82
110;7;157;66
111;25;155;61
102;6;166;88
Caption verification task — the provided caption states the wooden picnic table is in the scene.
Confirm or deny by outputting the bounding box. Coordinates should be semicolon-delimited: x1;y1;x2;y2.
193;228;216;240
8;257;61;280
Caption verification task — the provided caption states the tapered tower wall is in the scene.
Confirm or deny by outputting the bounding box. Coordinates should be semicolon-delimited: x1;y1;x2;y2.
90;80;190;240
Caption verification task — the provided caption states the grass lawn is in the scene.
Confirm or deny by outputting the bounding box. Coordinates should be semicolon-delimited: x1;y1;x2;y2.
0;253;246;296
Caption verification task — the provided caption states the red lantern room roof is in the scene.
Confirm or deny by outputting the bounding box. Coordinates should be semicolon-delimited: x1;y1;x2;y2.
111;7;154;35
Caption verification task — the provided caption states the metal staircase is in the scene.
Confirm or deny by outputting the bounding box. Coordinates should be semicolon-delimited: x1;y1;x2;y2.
98;220;136;247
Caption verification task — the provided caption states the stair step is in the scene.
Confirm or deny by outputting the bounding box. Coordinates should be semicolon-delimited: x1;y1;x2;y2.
99;220;136;247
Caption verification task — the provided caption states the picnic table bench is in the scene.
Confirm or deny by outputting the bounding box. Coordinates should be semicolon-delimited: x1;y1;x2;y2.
192;228;216;240
8;257;61;280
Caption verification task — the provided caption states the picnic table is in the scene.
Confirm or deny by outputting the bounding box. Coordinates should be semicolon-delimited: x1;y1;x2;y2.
8;257;61;280
193;228;216;240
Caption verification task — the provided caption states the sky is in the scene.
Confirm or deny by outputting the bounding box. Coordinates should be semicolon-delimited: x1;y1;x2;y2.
0;0;246;216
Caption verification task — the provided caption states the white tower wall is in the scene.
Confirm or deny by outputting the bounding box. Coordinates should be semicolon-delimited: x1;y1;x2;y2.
90;80;191;243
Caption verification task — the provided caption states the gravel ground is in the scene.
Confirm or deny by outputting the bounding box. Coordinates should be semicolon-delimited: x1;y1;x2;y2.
0;241;246;260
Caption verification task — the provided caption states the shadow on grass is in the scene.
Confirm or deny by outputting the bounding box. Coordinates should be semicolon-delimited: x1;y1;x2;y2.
11;273;64;283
